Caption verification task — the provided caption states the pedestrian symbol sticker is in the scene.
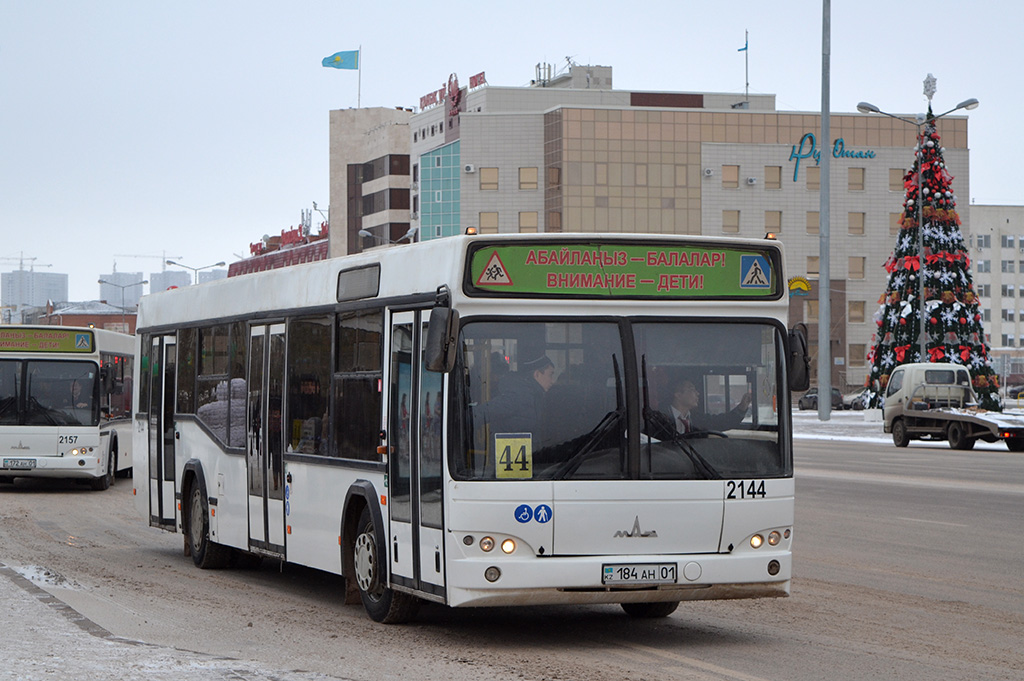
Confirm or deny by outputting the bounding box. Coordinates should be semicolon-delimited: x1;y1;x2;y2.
475;250;514;286
534;504;552;523
514;504;533;523
740;255;771;289
75;333;91;349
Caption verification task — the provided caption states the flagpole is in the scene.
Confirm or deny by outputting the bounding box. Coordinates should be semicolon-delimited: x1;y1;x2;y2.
744;30;749;105
357;44;362;108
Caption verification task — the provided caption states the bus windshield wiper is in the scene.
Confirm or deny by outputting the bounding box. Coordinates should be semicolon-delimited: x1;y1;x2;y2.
550;356;624;480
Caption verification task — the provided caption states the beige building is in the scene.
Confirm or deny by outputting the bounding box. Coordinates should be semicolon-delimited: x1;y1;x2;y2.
330;63;975;390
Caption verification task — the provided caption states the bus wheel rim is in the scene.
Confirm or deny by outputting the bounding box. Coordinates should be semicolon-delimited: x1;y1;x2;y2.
353;532;381;596
190;491;205;553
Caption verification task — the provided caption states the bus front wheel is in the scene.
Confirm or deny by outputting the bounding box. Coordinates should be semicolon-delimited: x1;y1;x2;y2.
90;449;115;490
188;481;231;569
621;601;680;618
352;507;420;624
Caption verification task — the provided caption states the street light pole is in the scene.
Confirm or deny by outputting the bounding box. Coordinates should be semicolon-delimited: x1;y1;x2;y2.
165;260;226;285
857;82;978;362
98;278;148;332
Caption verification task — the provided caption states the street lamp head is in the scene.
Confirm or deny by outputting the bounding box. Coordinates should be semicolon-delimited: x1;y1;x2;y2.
166;260;179;266
856;101;880;114
957;97;980;111
358;229;373;238
213;262;226;268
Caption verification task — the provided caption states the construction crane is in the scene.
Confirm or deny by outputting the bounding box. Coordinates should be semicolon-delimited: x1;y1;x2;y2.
0;253;52;271
113;252;184;272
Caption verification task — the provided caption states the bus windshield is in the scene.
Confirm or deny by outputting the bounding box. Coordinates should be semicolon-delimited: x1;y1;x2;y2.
455;320;786;481
0;359;99;427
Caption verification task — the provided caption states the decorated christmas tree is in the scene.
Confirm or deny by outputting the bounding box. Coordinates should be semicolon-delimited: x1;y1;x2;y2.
866;86;1000;410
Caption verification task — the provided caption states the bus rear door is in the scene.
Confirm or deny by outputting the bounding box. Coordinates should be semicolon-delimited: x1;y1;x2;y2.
148;334;176;529
246;323;286;557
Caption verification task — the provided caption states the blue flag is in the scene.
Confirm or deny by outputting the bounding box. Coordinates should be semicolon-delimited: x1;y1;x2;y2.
737;39;748;52
322;50;359;70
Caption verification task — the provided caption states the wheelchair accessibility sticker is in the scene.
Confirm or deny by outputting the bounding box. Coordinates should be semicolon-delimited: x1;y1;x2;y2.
514;504;553;524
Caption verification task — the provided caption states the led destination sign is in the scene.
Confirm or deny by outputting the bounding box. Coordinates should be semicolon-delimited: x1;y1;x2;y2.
0;328;94;353
466;241;778;299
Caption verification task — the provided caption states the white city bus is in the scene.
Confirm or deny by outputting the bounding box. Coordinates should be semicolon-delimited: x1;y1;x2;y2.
1;326;135;489
132;233;809;622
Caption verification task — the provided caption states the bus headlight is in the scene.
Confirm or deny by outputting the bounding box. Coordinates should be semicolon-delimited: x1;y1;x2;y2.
768;530;782;546
750;534;764;549
71;448;80;456
500;539;516;554
479;537;495;552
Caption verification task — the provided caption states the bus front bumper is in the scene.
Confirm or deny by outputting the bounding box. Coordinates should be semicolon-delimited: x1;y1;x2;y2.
443;550;791;608
1;452;106;480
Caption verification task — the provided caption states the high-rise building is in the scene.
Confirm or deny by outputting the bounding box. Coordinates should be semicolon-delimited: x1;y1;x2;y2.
149;270;192;293
1;269;68;312
98;271;146;310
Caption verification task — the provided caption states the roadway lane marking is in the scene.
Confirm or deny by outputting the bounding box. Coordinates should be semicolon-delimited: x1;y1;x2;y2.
895;517;968;527
797;468;1023;496
610;639;773;681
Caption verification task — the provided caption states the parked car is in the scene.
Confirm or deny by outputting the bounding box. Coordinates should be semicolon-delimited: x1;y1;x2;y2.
842;387;872;410
798;387;843;410
1007;385;1024;399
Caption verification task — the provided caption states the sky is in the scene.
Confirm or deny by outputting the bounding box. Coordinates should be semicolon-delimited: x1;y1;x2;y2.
1;0;1021;303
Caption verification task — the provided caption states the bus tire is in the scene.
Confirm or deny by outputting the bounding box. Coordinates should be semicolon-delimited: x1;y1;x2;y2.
352;507;420;624
891;419;910;448
90;449;115;490
621;601;680;618
188;481;231;569
1005;439;1024;452
946;422;974;450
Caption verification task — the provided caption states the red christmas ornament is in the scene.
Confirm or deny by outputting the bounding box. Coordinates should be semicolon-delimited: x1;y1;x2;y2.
959;317;966;324
930;317;938;324
899;318;907;325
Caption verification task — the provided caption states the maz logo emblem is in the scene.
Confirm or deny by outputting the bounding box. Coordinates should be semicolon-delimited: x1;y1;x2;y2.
614;516;657;538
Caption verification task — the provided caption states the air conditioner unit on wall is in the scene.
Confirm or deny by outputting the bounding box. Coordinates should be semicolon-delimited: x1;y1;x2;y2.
747;177;758;186
464;164;476;173
703;168;714;177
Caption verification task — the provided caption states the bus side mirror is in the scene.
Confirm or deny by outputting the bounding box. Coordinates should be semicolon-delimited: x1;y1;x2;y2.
787;324;810;392
425;306;460;373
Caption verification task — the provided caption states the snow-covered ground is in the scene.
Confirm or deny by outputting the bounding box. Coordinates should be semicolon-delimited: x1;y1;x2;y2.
0;409;1009;679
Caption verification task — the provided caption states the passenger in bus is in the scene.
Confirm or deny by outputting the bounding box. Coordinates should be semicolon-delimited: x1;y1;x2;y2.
485;354;556;436
666;378;751;435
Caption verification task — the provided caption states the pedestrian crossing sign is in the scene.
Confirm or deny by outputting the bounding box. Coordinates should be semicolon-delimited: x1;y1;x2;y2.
740;255;771;289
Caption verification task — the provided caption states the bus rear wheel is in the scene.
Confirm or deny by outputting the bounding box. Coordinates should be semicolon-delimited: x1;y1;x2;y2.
188;481;231;569
621;601;680;618
352;507;419;624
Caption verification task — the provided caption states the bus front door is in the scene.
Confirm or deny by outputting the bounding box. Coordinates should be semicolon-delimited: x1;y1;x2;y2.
246;323;286;557
148;334;176;530
388;310;446;601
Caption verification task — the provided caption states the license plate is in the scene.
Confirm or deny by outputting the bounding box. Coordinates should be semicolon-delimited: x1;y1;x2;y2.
602;563;677;585
3;458;36;470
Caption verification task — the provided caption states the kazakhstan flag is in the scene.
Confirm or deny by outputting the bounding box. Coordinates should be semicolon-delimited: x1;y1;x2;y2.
322;50;359;70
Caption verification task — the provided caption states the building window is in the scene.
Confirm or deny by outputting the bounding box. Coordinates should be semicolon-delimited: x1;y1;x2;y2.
848;167;865;191
848;212;865;235
1003;335;1013;347
722;165;739;189
983;308;991;322
519;211;538;233
849;257;865;279
722;210;740;233
1002;284;1015;298
1002;260;1015;274
479;167;498;191
1003;235;1016;248
806;211;819;235
889;213;901;236
848;301;865;323
977;234;991;248
977;284;990;297
1002;309;1015;322
547;167;561;188
596;163;608;185
675;164;688;187
806;166;820;191
805;299;819;322
636;164;647;186
547;211;562;231
765;166;782;190
434;156;442;167
765;210;781;233
519;167;538;190
479;212;498;234
807;256;820;276
977;260;991;273
849;344;866;367
889;168;905;191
